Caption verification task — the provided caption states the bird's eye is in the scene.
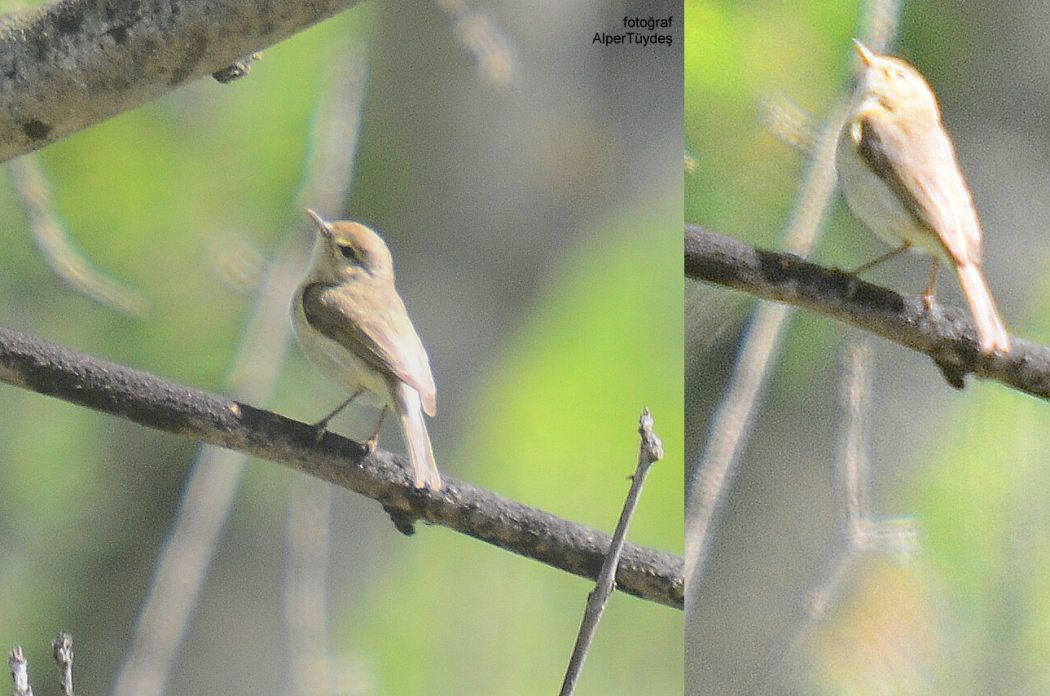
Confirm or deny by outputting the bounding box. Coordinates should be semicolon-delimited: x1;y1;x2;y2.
338;244;360;262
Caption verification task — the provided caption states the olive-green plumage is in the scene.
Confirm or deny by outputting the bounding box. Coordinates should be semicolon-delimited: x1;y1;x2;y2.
292;209;441;490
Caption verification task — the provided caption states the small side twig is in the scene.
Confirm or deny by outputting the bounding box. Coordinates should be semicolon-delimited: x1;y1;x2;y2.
52;633;74;696
559;409;664;696
212;52;263;83
9;647;32;696
760;95;817;155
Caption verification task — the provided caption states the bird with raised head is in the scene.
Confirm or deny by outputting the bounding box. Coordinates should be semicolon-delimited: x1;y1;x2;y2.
291;209;441;490
837;39;1011;354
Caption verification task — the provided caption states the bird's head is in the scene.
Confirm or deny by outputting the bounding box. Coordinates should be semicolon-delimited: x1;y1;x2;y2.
304;209;394;283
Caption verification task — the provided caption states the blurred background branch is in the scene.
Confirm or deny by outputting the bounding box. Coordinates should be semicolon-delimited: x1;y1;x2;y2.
0;0;364;161
683;108;847;587
0;325;684;609
684;225;1050;400
433;0;515;89
109;42;370;696
284;480;336;696
683;0;901;596
758;341;917;691
6;155;148;318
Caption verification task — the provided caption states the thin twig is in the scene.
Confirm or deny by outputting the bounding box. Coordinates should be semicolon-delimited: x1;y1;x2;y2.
6;155;147;317
559;409;665;696
51;633;74;696
0;325;684;607
816;340;876;611
840;342;872;546
8;647;32;696
110;43;370;696
684;225;1050;400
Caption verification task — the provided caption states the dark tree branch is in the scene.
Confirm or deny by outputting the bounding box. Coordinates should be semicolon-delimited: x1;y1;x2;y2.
685;224;1050;400
0;0;363;162
0;326;683;609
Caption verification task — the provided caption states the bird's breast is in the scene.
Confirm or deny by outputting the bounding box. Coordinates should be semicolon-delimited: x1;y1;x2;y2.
290;290;391;407
836;126;948;258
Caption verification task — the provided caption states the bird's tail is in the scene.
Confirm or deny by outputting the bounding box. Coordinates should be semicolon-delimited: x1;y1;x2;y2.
393;383;442;490
955;262;1011;354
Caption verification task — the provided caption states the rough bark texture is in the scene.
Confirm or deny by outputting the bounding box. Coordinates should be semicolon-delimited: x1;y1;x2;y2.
0;0;362;161
685;224;1050;399
0;325;684;608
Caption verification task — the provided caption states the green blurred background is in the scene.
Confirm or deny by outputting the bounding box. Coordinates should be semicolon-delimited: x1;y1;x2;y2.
0;1;683;694
687;1;1050;694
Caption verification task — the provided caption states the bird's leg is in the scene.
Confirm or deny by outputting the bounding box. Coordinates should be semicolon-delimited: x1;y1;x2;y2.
365;406;388;453
849;242;911;276
312;389;365;441
923;258;940;311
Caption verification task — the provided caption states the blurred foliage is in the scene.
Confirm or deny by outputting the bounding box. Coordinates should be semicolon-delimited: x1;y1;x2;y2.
0;13;375;689
0;2;682;694
685;0;853;249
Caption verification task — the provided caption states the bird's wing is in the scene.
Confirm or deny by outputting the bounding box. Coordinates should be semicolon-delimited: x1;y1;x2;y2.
301;282;436;415
854;111;983;265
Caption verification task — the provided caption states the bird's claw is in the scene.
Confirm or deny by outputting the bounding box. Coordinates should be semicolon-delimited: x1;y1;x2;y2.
365;434;379;453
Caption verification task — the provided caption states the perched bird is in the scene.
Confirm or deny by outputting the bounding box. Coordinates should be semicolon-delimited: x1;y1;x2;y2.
292;209;441;490
837;39;1011;354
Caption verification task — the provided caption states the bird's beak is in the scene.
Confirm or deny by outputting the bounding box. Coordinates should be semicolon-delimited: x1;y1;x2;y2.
852;39;876;67
304;208;331;237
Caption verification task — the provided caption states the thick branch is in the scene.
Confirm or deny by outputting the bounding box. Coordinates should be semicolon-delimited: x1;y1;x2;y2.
685;224;1050;400
0;0;362;161
0;326;683;609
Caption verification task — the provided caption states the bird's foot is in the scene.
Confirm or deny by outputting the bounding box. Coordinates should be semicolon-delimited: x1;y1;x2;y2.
311;420;329;443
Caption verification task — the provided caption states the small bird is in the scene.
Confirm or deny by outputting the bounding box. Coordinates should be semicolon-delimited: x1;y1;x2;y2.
291;209;441;490
837;39;1011;354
